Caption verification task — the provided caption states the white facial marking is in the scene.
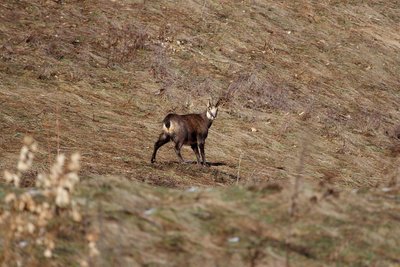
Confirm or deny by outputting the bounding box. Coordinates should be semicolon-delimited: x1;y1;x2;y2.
207;107;218;120
207;111;213;120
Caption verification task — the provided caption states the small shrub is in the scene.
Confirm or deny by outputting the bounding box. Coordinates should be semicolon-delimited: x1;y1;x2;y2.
351;108;382;135
151;46;177;95
103;23;148;66
224;72;291;111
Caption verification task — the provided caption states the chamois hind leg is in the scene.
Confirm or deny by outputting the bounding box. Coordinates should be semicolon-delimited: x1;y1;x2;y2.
199;142;207;166
191;144;201;165
151;133;170;163
174;141;185;163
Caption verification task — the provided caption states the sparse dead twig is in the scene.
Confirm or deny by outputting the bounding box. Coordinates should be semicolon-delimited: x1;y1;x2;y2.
56;104;60;156
236;151;243;185
286;133;310;267
289;139;308;217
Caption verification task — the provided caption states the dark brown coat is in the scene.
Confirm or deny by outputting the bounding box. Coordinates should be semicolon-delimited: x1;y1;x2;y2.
151;101;219;165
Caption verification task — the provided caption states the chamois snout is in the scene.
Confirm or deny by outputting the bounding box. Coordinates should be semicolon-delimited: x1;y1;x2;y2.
206;101;218;121
151;99;221;165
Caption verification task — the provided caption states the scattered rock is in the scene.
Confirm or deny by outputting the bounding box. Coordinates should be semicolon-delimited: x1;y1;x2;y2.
227;236;240;243
144;208;157;216
186;186;198;193
298;111;311;121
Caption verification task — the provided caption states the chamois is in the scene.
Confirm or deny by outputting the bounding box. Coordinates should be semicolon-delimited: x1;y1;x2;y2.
151;99;221;165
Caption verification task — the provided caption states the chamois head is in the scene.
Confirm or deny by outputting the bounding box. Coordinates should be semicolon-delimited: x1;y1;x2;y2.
206;98;221;121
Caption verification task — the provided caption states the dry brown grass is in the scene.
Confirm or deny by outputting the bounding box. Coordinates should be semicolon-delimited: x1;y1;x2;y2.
71;175;399;267
1;0;397;188
0;137;97;266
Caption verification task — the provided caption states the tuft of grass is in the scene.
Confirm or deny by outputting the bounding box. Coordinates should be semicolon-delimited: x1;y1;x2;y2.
0;137;97;266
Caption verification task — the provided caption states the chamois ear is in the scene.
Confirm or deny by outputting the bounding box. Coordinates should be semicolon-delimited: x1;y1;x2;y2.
207;99;211;108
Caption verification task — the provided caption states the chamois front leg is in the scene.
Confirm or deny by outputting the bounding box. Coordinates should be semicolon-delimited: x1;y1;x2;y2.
199;142;207;166
191;144;201;165
151;133;170;163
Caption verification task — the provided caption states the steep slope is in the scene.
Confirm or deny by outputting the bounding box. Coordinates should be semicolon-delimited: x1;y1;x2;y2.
1;0;399;188
1;0;400;266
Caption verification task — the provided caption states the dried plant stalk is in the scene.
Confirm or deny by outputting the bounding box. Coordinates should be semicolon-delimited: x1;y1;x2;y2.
0;136;98;266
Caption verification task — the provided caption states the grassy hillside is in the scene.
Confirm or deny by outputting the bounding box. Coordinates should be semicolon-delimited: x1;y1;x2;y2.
0;0;399;266
1;173;399;266
65;176;400;266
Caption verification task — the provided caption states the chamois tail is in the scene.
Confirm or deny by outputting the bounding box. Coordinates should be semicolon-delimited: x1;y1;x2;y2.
162;114;174;134
151;115;174;163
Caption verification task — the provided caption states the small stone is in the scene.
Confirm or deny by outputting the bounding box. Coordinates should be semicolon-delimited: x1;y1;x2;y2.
44;249;52;258
228;236;240;243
